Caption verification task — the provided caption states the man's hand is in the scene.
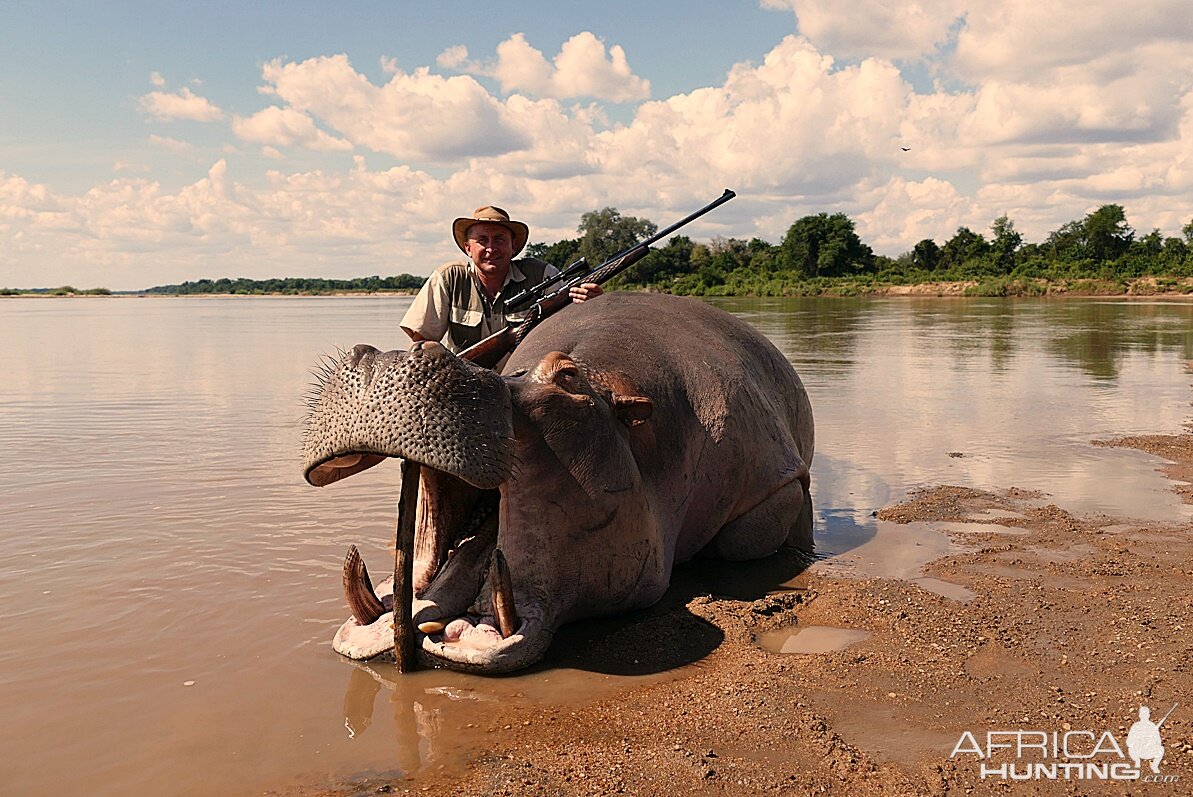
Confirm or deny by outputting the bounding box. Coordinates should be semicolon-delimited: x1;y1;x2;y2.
568;282;603;303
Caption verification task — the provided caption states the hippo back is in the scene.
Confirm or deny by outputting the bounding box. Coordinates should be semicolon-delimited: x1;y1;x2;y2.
507;292;814;558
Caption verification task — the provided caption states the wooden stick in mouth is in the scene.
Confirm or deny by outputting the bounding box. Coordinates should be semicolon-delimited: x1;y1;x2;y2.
489;548;519;638
393;459;420;672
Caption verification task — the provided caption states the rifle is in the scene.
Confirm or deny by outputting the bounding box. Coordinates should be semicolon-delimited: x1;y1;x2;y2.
460;189;736;368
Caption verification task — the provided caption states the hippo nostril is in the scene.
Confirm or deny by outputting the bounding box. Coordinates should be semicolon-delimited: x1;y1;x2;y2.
348;344;379;367
411;340;445;357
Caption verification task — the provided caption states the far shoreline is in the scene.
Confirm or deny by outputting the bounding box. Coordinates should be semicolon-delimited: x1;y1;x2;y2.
4;276;1193;300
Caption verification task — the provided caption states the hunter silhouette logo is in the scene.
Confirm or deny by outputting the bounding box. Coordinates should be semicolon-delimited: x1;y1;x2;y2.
1127;704;1175;775
950;703;1181;783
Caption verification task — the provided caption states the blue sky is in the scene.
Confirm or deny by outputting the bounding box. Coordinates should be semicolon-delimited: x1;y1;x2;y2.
3;1;1192;289
2;1;781;192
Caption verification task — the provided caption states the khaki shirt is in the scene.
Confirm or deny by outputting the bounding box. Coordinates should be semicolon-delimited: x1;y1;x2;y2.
400;258;557;354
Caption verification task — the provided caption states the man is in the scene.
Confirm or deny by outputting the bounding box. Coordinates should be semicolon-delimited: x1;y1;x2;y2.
400;205;601;353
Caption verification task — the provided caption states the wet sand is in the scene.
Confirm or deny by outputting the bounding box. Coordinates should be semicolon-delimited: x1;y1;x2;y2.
280;434;1193;797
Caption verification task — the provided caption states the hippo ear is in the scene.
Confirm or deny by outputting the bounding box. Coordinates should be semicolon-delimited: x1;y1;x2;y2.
612;394;653;428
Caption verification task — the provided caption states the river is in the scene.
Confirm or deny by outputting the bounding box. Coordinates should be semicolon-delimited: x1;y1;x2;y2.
1;295;1190;795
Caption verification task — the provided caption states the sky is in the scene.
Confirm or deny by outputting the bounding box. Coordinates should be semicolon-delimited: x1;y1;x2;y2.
2;1;1193;290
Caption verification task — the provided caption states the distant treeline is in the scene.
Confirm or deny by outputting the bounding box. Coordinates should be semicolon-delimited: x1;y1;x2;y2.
526;203;1193;297
11;203;1193;299
0;286;112;296
144;275;426;295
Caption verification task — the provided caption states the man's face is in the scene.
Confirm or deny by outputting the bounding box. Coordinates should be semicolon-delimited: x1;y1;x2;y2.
465;222;514;280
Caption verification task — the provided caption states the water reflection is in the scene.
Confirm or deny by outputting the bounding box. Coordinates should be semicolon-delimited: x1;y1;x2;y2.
341;664;436;776
1047;301;1193;381
757;626;873;655
710;296;1193;385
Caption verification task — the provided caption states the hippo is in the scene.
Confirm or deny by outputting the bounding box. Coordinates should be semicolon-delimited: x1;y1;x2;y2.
302;292;814;673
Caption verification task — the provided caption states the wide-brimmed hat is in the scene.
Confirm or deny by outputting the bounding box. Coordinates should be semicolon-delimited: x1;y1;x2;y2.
452;205;529;256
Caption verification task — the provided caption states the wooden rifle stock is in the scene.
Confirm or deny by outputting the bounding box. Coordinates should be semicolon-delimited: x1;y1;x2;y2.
459;326;518;369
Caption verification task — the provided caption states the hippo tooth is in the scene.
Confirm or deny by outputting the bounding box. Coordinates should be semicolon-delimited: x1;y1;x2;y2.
417;621;446;634
343;545;385;625
489;549;519;639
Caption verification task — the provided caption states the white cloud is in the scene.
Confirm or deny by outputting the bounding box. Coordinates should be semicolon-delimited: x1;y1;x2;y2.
149;71;166;88
113;161;150;174
138;87;223;122
597;37;910;200
953;1;1193;82
259;54;528;162
436;45;469;70
550;33;650;101
856;176;976;251
232;106;353;152
455;32;650;102
148;134;194;154
762;0;966;61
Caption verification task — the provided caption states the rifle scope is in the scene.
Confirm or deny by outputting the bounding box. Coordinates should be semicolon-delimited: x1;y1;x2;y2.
506;257;590;311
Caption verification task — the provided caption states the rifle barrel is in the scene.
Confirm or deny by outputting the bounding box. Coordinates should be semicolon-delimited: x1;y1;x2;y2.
640;188;736;251
595;189;736;270
1157;702;1178;727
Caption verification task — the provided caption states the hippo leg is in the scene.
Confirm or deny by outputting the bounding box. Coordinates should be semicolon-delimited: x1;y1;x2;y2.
792;483;813;550
702;479;809;561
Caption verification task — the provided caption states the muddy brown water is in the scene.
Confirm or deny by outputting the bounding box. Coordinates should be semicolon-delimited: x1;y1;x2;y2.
1;295;1190;796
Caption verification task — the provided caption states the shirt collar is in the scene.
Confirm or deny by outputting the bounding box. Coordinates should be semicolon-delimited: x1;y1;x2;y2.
470;260;525;301
507;260;527;286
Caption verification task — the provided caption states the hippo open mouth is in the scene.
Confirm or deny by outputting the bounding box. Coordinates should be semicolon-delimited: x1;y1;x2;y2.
303;341;552;673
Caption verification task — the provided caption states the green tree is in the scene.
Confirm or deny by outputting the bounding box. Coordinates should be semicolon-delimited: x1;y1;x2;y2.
911;238;941;271
746;238;780;274
777;213;873;278
576;207;657;266
1133;229;1163;257
1161;236;1188;264
630;235;695;285
990;215;1022;271
525;238;582;269
1083;204;1133;261
939;227;989;271
1045;219;1086;262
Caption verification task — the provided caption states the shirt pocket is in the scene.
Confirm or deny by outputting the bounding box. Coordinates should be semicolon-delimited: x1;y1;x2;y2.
449;307;484;327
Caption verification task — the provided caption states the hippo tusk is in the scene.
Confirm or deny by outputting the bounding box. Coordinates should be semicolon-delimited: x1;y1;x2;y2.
343;545;385;625
489;548;519;638
393;459;420;672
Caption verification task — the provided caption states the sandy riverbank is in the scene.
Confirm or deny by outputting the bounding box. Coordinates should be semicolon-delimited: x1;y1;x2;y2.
273;429;1193;797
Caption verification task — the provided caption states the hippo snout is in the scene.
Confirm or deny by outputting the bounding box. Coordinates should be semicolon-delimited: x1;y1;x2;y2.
302;342;515;490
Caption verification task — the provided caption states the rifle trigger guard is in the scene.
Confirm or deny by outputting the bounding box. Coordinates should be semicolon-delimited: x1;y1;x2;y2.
514;303;543;346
